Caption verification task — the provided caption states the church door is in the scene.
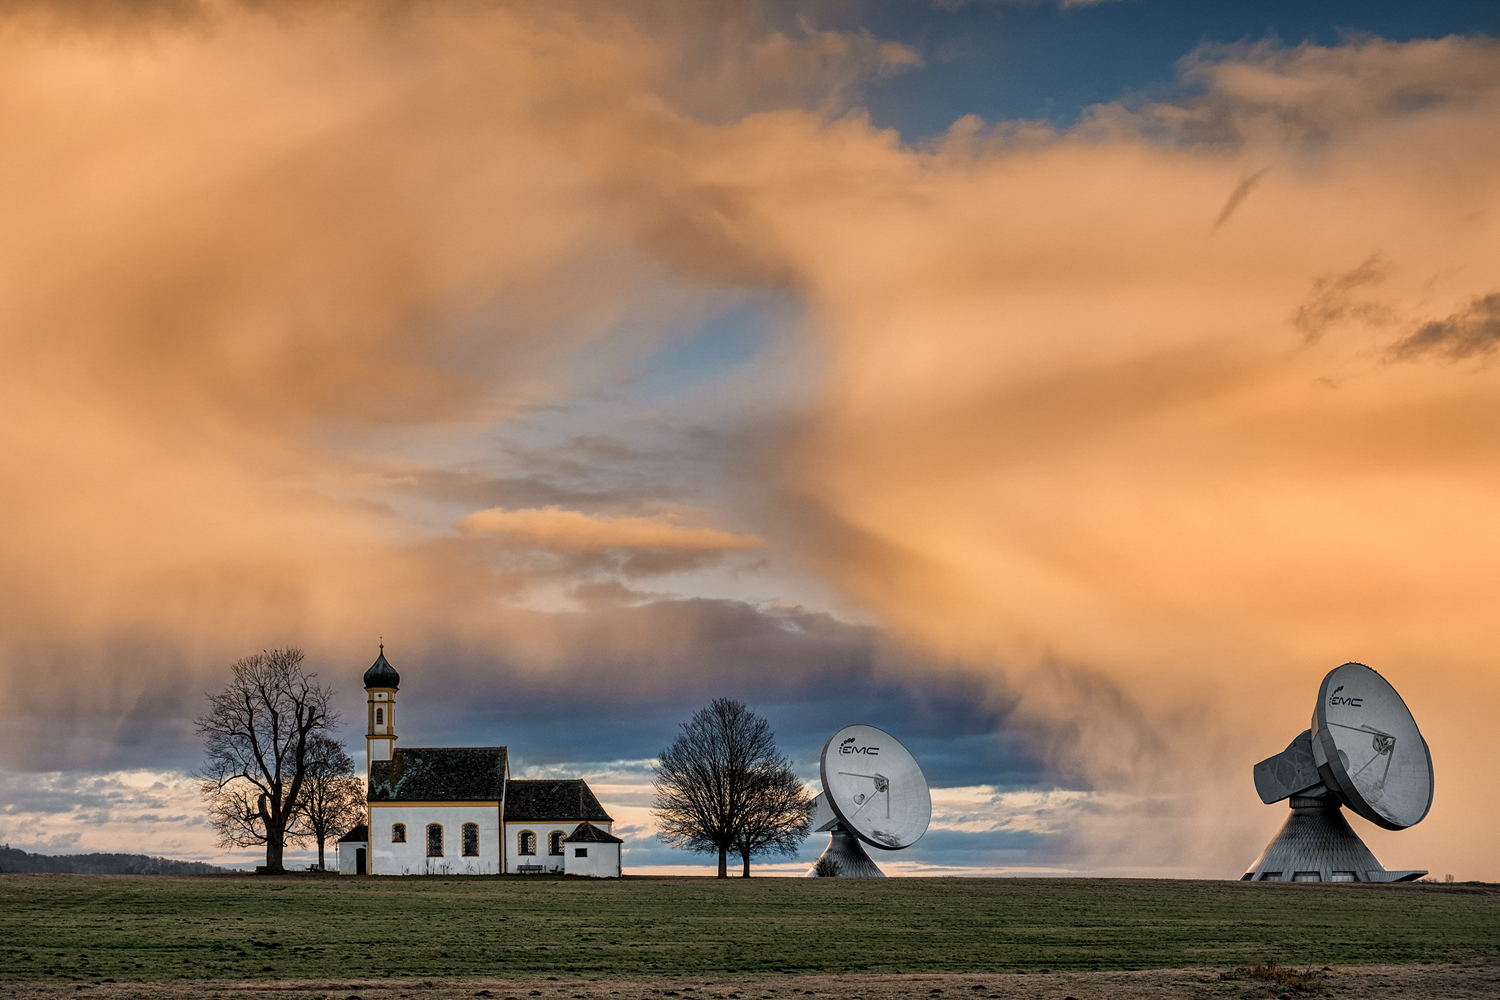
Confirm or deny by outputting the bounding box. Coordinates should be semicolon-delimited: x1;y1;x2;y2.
356;848;366;875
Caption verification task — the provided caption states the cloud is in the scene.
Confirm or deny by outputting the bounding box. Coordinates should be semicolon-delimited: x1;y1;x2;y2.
1211;166;1269;231
457;506;762;570
0;769;217;861
748;35;1500;876
1390;293;1500;360
0;1;891;782
3;5;1500;881
1158;36;1500;145
1290;255;1393;342
930;785;1100;835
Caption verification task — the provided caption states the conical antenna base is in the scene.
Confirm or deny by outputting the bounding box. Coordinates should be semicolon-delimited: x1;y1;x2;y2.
1242;793;1426;883
806;823;885;878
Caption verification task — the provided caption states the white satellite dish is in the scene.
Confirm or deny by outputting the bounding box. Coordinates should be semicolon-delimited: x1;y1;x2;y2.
1312;662;1433;831
807;724;931;877
1244;662;1432;883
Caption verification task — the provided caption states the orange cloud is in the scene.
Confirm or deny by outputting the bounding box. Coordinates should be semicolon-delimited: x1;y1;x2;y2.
4;2;1500;880
745;37;1500;876
0;1;898;776
459;507;762;554
457;506;763;577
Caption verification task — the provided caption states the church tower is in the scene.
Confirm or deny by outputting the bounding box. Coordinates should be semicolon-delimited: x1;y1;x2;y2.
364;644;400;767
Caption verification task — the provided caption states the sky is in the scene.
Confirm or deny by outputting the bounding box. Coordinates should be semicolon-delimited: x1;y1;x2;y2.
2;0;1499;878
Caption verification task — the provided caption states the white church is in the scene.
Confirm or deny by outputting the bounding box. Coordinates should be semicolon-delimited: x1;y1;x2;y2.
336;647;622;877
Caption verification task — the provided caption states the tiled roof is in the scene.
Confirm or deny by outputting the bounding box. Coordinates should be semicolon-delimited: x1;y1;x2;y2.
504;779;612;822
368;747;507;802
564;821;622;844
338;824;368;843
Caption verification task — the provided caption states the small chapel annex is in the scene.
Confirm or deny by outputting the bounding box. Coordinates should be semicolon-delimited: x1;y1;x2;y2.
336;647;622;877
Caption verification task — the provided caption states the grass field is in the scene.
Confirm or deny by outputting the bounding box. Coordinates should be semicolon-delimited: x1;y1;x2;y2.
2;874;1497;985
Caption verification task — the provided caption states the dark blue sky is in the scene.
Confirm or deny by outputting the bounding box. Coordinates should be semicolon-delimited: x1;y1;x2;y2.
837;1;1500;137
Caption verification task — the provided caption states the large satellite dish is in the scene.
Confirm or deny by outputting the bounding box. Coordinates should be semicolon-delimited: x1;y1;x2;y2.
1312;662;1433;830
1244;662;1432;883
806;725;931;877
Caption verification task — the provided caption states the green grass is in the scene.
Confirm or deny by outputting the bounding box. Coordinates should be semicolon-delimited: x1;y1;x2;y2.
1;873;1496;983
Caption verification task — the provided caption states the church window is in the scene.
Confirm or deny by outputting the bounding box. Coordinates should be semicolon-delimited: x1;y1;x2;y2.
375;707;384;726
518;830;536;855
462;823;479;857
548;830;565;856
426;823;444;857
573;847;588;858
391;823;406;843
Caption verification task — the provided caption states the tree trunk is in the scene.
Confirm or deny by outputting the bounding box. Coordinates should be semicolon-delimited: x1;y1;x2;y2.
317;835;326;871
717;846;728;878
264;811;286;872
741;849;751;877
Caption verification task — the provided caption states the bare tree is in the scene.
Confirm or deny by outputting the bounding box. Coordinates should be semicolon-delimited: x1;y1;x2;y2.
733;762;811;877
195;649;338;872
652;698;808;878
288;735;365;870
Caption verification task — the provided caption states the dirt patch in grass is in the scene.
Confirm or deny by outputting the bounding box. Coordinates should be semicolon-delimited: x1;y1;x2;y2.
3;965;1500;1000
1230;961;1327;991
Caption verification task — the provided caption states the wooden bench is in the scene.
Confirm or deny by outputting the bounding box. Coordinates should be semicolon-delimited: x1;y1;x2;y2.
515;864;545;874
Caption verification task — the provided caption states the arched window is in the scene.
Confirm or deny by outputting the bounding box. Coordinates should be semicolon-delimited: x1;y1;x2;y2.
517;830;536;856
426;823;443;857
391;823;406;843
462;823;479;857
375;707;384;726
548;830;565;856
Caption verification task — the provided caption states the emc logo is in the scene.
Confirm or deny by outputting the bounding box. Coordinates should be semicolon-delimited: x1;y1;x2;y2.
1329;684;1364;708
839;736;879;755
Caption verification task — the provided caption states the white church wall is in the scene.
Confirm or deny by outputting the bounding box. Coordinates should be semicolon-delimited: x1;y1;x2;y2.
369;803;501;875
336;840;366;875
504;822;611;873
563;842;620;878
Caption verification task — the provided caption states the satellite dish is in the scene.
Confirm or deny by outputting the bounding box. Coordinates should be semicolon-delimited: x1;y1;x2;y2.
1311;662;1433;831
807;725;931;877
1243;662;1432;883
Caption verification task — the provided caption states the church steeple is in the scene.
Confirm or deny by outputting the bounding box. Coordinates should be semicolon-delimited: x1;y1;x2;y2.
364;643;399;766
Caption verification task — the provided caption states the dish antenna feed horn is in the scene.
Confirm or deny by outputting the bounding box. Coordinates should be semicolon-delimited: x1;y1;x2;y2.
1244;662;1433;883
805;725;932;878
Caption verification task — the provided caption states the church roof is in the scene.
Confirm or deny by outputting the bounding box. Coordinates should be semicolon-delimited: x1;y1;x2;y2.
368;747;507;802
504;779;613;823
338;824;369;843
363;646;400;689
564;821;622;844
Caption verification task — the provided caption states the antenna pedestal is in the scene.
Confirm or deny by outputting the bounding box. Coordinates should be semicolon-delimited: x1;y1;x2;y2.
806;823;886;878
1242;793;1425;883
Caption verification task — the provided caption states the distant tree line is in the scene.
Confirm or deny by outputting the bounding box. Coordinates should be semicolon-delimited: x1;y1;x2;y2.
0;845;226;875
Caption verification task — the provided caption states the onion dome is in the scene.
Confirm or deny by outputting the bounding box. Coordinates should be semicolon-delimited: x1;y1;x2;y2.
363;644;400;689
